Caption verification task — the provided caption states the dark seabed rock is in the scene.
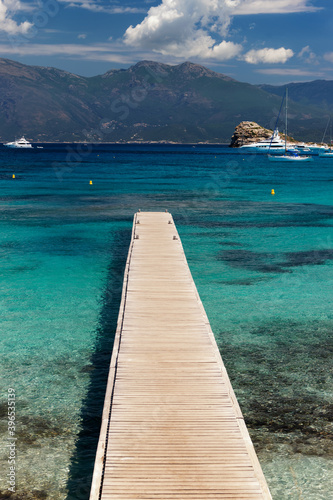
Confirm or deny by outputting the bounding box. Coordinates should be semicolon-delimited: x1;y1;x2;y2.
0;490;47;499
0;414;72;447
0;402;8;419
219;241;242;247
7;265;39;274
217;276;274;286
21;415;69;442
249;428;333;458
282;249;333;267
218;319;333;458
219;247;333;274
0;241;23;252
80;364;95;373
218;249;290;273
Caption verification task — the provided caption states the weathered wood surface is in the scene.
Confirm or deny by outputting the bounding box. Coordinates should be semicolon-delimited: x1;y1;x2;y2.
90;212;272;499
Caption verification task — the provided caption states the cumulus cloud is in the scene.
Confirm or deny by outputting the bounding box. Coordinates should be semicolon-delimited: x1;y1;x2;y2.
123;0;314;61
124;0;242;61
0;0;33;34
244;47;294;64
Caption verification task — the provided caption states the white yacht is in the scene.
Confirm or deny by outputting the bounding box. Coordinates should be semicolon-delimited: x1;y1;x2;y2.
239;129;298;153
4;137;33;148
268;89;311;162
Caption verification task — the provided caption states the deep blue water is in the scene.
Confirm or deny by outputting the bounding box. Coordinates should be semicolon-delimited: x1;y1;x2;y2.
0;143;332;499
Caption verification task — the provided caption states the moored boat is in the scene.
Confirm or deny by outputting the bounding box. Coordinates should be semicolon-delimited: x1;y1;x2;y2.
268;89;311;162
318;151;333;157
318;118;333;158
295;143;312;154
268;152;313;162
239;128;298;153
306;143;328;155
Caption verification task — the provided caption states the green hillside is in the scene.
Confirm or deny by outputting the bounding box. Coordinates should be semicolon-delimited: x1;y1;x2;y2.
0;58;328;143
259;80;333;113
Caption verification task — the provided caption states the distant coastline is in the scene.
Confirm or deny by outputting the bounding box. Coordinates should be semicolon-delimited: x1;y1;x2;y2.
0;57;331;145
1;141;230;146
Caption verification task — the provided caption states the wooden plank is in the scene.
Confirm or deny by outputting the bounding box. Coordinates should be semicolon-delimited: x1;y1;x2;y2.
89;212;272;500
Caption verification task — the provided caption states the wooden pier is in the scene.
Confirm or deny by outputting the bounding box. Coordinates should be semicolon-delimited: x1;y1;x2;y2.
89;211;272;499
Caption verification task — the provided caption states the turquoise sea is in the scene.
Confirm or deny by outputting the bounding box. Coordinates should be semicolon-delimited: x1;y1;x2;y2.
0;144;332;499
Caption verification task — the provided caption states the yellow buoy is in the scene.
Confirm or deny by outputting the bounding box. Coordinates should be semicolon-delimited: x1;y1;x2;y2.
271;189;275;195
89;180;93;185
12;174;15;179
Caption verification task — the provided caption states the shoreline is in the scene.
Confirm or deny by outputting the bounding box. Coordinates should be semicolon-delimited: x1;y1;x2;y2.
1;141;230;145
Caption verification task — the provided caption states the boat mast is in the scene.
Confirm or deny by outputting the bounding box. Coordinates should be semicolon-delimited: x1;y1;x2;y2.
269;92;285;153
285;87;288;152
321;116;330;146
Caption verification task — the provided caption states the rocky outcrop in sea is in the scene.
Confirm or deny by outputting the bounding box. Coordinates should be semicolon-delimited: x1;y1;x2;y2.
229;121;275;147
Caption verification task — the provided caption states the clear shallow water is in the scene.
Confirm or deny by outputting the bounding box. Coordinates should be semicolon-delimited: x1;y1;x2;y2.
0;144;332;499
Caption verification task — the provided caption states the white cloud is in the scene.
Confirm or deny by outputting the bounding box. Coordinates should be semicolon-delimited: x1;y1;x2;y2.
122;0;316;62
3;0;34;12
244;47;294;64
298;45;310;58
160;37;242;60
234;0;321;15
257;68;326;77
0;0;33;34
124;0;242;61
0;41;141;64
78;33;86;39
298;45;317;65
58;1;146;14
324;52;333;64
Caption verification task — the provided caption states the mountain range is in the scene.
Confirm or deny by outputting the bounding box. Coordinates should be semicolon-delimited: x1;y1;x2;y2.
0;58;331;143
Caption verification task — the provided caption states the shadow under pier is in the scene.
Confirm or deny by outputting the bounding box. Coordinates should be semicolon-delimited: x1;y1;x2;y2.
66;227;131;500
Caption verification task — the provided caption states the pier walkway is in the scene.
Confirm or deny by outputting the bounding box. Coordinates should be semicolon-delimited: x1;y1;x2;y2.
90;211;272;499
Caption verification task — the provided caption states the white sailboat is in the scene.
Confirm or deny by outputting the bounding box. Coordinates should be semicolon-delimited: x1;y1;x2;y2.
268;89;312;162
319;118;333;158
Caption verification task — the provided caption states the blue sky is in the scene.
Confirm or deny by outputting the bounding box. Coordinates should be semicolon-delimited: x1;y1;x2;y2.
0;0;332;84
